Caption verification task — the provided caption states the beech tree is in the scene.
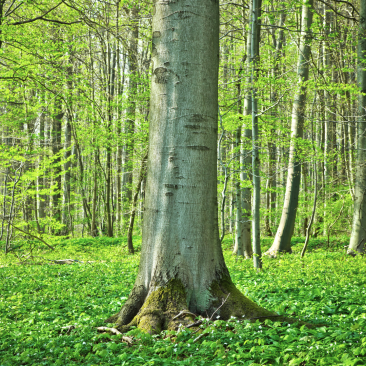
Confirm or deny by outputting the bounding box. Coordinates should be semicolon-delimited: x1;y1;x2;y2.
106;0;273;333
266;0;314;255
348;0;366;255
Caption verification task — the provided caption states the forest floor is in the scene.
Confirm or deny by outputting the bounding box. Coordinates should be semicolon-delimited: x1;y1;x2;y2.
0;236;365;366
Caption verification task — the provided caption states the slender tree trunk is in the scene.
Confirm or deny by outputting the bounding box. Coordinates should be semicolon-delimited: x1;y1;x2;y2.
242;3;253;259
122;6;139;226
268;12;286;233
62;63;73;234
91;150;99;237
107;0;273;333
266;0;313;255
234;66;245;256
106;45;117;237
38;104;46;229
116;52;126;235
0;0;4;49
323;6;331;236
62;116;72;234
127;152;148;254
251;0;262;269
52;98;64;229
348;0;366;255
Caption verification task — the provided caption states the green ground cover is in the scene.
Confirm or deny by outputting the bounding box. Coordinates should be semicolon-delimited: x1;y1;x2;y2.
0;236;366;366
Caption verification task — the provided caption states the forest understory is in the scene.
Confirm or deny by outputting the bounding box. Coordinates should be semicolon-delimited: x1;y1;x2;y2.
0;236;365;366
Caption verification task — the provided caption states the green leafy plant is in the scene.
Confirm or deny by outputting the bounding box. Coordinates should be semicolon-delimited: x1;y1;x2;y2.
1;236;365;365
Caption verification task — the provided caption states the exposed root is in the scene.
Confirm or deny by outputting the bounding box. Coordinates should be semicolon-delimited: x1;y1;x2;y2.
207;275;275;320
108;275;297;335
264;247;293;258
114;279;195;334
105;285;145;325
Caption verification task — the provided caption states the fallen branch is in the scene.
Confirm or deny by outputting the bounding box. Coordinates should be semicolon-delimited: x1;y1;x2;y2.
210;293;230;321
245;314;282;321
10;223;55;250
187;294;231;337
96;327;133;345
61;325;75;334
186;320;203;328
173;310;197;320
193;332;209;343
50;259;83;265
97;326;122;335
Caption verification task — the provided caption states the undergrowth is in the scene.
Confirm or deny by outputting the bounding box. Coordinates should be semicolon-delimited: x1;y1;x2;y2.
0;236;365;365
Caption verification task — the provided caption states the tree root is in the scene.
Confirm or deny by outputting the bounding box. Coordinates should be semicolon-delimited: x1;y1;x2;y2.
106;273;318;335
106;275;317;335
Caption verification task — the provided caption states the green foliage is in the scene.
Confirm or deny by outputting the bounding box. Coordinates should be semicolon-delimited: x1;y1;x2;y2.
1;237;366;365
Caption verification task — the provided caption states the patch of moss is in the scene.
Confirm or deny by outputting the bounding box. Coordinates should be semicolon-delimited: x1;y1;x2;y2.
209;274;275;320
116;276;305;334
133;279;194;334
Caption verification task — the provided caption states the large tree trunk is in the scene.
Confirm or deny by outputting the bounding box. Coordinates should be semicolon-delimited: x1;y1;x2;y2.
348;0;366;255
107;0;273;333
266;0;313;255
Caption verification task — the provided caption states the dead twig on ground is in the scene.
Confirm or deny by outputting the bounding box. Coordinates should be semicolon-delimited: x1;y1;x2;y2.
96;327;133;345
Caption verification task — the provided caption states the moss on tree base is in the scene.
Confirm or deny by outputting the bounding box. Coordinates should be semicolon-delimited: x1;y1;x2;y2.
208;275;275;320
114;279;195;334
107;275;302;334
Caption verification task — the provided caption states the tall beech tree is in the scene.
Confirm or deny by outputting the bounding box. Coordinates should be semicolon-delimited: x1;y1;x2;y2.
266;0;314;255
106;0;273;333
348;0;366;255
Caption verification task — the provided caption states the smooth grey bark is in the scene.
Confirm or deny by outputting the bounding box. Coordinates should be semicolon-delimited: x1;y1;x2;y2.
51;98;64;227
117;0;222;319
217;112;230;243
62;63;73;234
233;0;253;259
241;12;254;259
108;0;273;331
106;43;117;237
266;12;286;235
322;5;337;236
301;161;317;258
234;122;243;256
266;0;313;255
234;67;245;256
122;6;139;224
301;95;318;258
348;0;366;255
91;150;99;237
116;51;127;235
127;151;147;255
0;1;4;49
37;106;46;226
251;0;262;269
62;115;72;232
140;0;222;303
